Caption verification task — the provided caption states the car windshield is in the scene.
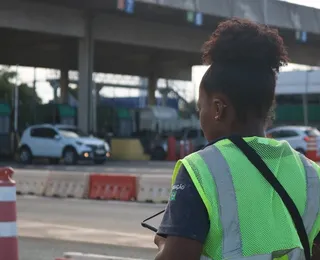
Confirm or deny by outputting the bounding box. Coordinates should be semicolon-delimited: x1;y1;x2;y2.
58;128;87;138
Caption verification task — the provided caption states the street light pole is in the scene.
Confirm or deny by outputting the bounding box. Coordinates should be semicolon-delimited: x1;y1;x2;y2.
303;70;313;126
263;0;268;24
13;65;19;133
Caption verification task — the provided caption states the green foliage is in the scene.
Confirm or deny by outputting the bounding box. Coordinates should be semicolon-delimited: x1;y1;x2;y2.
0;69;41;105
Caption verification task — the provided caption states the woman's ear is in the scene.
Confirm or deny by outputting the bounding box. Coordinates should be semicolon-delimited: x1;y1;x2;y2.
212;98;227;121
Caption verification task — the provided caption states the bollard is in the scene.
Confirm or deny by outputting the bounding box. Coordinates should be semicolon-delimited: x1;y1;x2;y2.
188;139;194;154
166;136;176;161
179;140;185;159
0;167;18;260
305;136;318;161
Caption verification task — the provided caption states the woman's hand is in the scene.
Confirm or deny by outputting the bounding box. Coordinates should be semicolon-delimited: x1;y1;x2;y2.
154;234;166;251
154;236;203;260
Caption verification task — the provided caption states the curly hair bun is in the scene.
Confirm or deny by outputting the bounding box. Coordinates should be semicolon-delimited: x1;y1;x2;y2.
202;18;289;72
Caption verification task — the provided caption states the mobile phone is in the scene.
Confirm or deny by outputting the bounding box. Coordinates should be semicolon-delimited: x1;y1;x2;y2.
141;209;165;233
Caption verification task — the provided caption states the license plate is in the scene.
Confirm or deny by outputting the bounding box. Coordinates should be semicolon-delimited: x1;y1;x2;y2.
95;149;104;154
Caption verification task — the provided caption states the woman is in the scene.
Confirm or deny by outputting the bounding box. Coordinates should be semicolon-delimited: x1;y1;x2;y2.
154;18;320;260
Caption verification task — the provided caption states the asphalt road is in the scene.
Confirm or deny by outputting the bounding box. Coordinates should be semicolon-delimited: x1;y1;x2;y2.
18;196;163;260
20;237;156;260
2;160;175;175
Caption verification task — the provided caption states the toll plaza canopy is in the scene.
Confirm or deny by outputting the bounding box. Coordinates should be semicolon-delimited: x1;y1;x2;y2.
2;0;320;133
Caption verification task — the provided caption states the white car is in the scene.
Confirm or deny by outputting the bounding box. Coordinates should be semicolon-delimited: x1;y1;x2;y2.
18;124;111;165
266;125;320;155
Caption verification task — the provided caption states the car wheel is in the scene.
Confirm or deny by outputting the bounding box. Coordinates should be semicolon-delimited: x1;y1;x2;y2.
49;158;60;165
151;147;166;161
296;148;305;155
19;147;32;164
63;148;78;165
94;159;106;165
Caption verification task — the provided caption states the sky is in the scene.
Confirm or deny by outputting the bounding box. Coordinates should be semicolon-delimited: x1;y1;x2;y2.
11;0;320;103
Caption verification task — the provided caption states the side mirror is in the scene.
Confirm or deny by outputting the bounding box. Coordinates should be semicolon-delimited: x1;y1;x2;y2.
54;135;61;140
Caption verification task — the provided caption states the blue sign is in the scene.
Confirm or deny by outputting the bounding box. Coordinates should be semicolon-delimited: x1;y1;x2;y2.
195;12;203;26
295;30;307;43
125;0;135;14
301;31;307;43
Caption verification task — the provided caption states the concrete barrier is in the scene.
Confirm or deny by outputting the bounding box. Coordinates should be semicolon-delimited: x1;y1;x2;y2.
44;171;89;198
15;169;50;196
137;174;172;203
57;252;148;260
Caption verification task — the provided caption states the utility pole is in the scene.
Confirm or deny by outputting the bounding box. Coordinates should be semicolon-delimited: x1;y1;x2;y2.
33;67;37;123
303;70;313;126
13;65;19;134
263;0;268;25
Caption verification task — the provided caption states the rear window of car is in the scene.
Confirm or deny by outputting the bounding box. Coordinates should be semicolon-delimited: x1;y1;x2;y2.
305;128;320;137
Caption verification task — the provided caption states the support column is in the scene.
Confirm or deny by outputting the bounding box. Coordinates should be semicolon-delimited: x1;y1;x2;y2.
60;67;68;104
147;72;157;106
78;13;94;135
60;42;70;104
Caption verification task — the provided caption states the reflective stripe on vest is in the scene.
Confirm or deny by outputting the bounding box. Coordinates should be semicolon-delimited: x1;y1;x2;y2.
196;145;320;260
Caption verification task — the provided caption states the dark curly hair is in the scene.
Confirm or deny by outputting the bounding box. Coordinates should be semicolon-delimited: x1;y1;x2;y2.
201;18;289;123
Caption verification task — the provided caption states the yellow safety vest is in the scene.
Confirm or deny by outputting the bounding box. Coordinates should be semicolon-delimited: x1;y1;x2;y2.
172;137;320;260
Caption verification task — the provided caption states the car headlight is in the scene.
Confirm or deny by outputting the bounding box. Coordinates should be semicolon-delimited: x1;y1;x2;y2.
104;142;110;152
76;141;83;146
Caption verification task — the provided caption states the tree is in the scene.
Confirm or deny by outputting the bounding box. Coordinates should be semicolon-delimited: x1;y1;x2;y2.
0;69;41;106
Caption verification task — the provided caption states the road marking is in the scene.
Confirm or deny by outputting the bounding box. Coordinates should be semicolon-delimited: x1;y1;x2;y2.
18;220;155;249
63;252;148;260
18;194;167;207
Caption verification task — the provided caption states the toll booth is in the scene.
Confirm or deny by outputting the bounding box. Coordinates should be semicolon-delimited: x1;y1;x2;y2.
18;103;76;131
97;105;135;138
275;104;320;125
37;104;76;126
0;103;12;157
116;108;135;137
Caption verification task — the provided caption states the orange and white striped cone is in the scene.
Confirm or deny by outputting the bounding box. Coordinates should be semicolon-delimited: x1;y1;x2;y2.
0;167;18;260
306;136;318;161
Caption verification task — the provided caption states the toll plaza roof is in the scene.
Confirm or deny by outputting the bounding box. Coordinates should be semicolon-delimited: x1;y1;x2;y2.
39;0;320;34
138;0;320;34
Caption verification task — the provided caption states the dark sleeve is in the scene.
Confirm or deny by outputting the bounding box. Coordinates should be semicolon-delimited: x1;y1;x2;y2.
157;165;210;243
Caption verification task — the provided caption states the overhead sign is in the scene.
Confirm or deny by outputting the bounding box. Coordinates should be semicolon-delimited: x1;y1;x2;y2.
125;0;135;14
186;11;203;26
195;12;203;26
117;0;135;14
295;30;307;43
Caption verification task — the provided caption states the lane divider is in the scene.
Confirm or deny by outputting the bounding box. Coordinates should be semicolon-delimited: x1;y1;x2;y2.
89;174;137;201
13;168;174;203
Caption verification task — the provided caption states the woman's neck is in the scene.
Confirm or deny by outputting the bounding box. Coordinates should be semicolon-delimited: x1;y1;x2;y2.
228;120;266;138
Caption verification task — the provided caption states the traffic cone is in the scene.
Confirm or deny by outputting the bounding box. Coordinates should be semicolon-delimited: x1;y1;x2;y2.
305;136;318;161
0;167;18;260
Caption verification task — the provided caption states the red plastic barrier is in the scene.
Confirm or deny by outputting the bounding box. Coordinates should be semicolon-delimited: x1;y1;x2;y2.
0;167;18;260
89;174;137;201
